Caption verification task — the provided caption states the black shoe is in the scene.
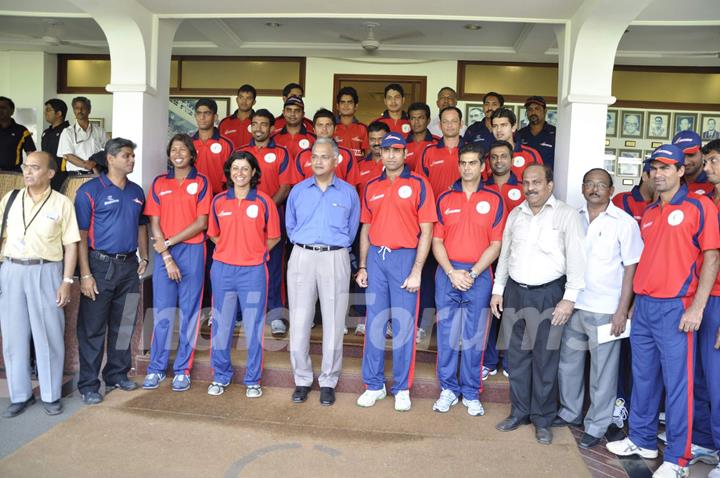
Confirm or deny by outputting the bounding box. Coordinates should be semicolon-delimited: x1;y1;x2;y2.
552;416;582;428
535;426;553;445
109;379;139;392
496;414;531;432
42;400;63;416
2;396;36;418
81;391;103;405
292;386;310;403
319;387;335;406
579;432;602;449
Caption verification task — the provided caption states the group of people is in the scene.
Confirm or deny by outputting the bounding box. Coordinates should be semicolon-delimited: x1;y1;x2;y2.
0;82;718;478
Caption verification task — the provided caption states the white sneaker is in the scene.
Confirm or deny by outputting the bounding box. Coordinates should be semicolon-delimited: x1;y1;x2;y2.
355;323;366;336
385;324;393;339
207;381;228;396
416;327;427;344
246;385;262;398
689;444;719;465
612;398;628;428
502;369;509;378
462;397;485;416
394;390;411;412
482;366;497;381
432;389;458;413
606;437;659;459
271;319;287;336
652;462;688;478
659;412;666;424
357;386;386;407
709;463;720;478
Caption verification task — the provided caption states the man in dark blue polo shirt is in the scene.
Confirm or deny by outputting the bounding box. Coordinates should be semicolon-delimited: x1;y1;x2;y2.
0;96;36;172
463;91;504;149
41;98;70;190
285;137;360;406
74;137;149;405
518;96;556;170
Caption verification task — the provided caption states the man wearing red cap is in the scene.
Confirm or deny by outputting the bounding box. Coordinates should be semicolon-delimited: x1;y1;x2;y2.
518;96;556;170
673;130;714;196
607;144;720;478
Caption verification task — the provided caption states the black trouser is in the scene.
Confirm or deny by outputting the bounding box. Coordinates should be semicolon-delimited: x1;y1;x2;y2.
500;277;565;428
77;254;140;394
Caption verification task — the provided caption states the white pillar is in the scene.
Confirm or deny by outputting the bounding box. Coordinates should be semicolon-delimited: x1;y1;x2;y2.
553;0;653;208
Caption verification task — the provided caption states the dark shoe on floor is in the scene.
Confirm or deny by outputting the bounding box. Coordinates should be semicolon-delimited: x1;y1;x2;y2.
292;386;310;403
552;416;582;428
535;426;553;445
579;433;602;449
496;414;531;432
319;387;335;406
42;400;63;416
109;379;139;392
81;391;103;405
2;396;36;418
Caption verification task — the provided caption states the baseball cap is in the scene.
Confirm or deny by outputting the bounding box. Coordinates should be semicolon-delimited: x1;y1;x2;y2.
524;96;546;108
284;96;304;109
672;130;701;155
649;144;685;166
380;132;406;149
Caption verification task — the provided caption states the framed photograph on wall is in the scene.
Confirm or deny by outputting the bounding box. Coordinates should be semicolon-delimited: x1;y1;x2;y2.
606;109;618;137
646;112;670;140
89;117;105;130
465;103;484;127
168;96;230;138
701;114;720;141
604;148;617;175
617;149;643;176
674;113;698;136
620;110;644;138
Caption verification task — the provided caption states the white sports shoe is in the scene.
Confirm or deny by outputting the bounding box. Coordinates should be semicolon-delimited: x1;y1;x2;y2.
416;328;427;344
482;366;497;381
462;397;485;416
606;437;659;459
612;398;628;428
689;444;719;465
246;385;262;398
432;389;458;413
394;390;411;412
355;323;366;336
708;463;720;478
652;462;688;478
357;386;386;407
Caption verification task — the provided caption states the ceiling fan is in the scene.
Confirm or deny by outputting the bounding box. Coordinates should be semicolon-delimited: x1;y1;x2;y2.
339;21;422;53
0;20;102;49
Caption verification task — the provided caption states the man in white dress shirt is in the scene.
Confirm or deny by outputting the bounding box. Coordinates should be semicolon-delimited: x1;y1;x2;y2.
555;168;643;449
490;164;586;445
56;96;106;174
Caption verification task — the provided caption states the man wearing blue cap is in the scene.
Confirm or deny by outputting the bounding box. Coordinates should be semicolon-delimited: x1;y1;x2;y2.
607;144;720;478
355;132;437;412
673;130;714;196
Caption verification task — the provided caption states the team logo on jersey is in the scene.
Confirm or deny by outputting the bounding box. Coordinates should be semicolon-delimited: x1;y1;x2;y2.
401;124;411;134
476;201;491;215
264;153;277;163
398;185;413;199
299;139;310;149
186;182;198;195
513;156;525;168
667;210;684;226
246;204;259;219
210;143;222;154
508;189;522;201
247;124;252;132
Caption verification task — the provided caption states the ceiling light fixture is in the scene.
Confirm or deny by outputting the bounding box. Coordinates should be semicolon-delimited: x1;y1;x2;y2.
464;24;482;31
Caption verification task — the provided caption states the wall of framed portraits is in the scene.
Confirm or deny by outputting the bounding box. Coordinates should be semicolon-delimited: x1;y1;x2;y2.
603;107;720;191
464;102;558;129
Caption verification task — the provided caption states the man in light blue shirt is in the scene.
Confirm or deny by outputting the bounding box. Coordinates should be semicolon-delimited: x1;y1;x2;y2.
286;137;360;406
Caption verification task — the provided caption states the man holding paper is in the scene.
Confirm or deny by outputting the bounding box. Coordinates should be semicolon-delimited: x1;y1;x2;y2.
555;168;642;449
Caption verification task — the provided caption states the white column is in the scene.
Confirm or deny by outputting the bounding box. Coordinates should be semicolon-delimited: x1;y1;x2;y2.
553;0;653;208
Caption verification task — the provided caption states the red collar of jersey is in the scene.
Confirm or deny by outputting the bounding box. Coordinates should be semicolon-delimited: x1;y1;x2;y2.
167;166;198;179
226;187;258;201
379;164;412;180
192;127;222;141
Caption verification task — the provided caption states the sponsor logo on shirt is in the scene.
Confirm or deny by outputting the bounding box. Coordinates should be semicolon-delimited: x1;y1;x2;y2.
224;129;237;135
352;136;363;143
104;195;119;206
159;190;172;196
444;208;461;215
218;210;232;217
360;170;371;176
369;194;385;202
133;198;144;205
642;221;653;229
540;142;552;148
429;160;444;167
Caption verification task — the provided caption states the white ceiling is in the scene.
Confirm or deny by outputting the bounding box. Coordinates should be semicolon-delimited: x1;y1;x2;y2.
0;1;718;66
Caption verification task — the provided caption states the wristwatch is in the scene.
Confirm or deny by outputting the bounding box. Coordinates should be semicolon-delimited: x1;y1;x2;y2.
62;277;74;284
164;239;172;248
469;270;479;279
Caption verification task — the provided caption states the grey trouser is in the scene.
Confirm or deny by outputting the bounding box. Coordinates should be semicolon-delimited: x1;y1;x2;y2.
287;246;350;388
0;261;65;403
558;309;621;438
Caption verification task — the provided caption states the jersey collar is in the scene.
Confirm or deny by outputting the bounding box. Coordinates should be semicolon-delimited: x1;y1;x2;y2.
630;185;646;202
226;187;258;201
450;179;483;193
192;127;221;141
381;110;409;120
380;164;411;180
167;166;198;179
406;130;434;143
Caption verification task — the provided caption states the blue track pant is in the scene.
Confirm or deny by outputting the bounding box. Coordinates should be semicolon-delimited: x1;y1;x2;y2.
693;295;720;451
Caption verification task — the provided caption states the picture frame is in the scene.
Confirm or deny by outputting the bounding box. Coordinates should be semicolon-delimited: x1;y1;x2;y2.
645;111;671;140
606;109;618;137
700;114;720;141
168;96;231;138
674;113;698;136
89;117;105;130
620;110;644;138
617;149;643;176
465;103;484;127
603;148;617;175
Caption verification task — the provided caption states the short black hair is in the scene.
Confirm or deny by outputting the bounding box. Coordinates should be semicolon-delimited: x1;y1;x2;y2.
194;98;218;114
702;139;720;156
336;86;359;104
407;102;430;118
313;108;336;125
483;92;505;106
437;86;457;98
71;96;91;112
250;109;275;127
384;83;404;97
0;96;14;111
44;98;68;120
459;142;485;161
582;167;614;188
237;84;257;99
166;134;197;166
489;140;513;157
523;163;553;183
225;151;261;189
367;121;391;135
491;108;516;127
439;106;462;121
283;83;304;98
